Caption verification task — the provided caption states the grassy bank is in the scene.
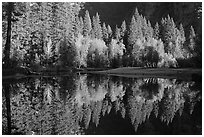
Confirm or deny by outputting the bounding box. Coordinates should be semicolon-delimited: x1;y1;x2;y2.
3;66;202;81
79;67;202;80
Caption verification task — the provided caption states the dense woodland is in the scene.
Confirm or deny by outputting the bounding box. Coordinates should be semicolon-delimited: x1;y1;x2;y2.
2;2;202;72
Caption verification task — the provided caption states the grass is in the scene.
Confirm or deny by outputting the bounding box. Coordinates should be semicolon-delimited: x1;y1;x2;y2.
79;67;202;80
3;66;202;81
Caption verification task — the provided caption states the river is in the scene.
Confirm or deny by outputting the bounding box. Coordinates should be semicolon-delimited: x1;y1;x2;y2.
2;74;202;135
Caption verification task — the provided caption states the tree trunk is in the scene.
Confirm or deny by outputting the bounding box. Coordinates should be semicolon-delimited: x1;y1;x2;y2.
3;3;14;68
4;84;11;134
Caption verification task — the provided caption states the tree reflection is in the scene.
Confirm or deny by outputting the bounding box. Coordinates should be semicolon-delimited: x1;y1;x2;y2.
2;75;201;134
2;77;82;135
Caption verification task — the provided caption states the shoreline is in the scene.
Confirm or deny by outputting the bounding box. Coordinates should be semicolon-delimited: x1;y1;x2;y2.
2;67;202;80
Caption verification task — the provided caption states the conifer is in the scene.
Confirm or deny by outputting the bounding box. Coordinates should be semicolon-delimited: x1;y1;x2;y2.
83;10;92;37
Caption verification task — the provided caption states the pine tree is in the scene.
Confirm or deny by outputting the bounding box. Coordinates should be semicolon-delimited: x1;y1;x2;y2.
79;16;84;34
133;8;143;40
102;22;108;41
74;16;81;37
120;20;128;47
114;25;121;41
120;20;127;38
107;25;112;38
140;16;148;39
83;10;92;37
146;20;153;40
128;16;137;46
107;24;113;44
179;23;185;45
153;22;160;40
161;15;177;55
92;12;103;40
189;26;196;52
128;16;139;67
133;7;140;20
91;16;96;38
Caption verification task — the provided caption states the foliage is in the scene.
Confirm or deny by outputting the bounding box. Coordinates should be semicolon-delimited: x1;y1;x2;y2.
92;13;103;40
102;22;108;42
153;22;160;40
2;3;200;70
109;39;126;67
75;34;90;68
57;37;77;68
87;38;109;68
188;26;196;57
83;10;92;37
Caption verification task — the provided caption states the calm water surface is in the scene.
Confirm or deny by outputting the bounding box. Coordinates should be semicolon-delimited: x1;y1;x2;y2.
2;74;202;135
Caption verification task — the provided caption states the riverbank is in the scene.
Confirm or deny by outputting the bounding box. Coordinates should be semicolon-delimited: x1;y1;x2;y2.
2;67;202;81
79;67;202;81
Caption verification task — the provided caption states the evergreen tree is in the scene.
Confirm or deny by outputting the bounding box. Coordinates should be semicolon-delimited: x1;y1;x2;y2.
58;37;76;68
107;25;112;39
83;10;92;37
133;8;143;40
74;16;81;37
140;16;148;39
79;16;84;34
189;26;196;52
102;22;108;42
160;15;183;59
94;12;103;40
146;20;154;39
179;23;185;45
114;25;121;41
91;16;96;38
128;16;137;46
153;22;160;40
133;7;140;20
120;20;128;48
120;20;127;38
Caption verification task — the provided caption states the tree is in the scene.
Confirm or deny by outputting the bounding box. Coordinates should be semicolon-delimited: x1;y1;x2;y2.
128;16;137;46
74;16;81;37
57;37;77;68
133;8;143;40
146;20;154;40
79;17;84;34
114;25;121;41
120;20;127;38
3;2;15;68
102;22;108;42
109;39;126;67
160;15;177;53
120;20;128;51
83;10;92;37
92;12;103;40
75;34;90;68
133;7;140;20
179;23;185;46
141;46;159;68
160;15;185;60
107;25;112;39
153;22;160;40
188;26;196;53
87;39;108;68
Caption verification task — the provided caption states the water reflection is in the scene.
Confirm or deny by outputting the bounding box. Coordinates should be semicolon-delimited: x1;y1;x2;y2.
2;74;202;135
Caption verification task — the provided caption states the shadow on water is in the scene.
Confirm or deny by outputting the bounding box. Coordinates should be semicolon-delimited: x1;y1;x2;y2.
2;74;202;135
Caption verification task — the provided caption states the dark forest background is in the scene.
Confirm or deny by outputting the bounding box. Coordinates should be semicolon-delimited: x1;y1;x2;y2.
80;2;202;36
